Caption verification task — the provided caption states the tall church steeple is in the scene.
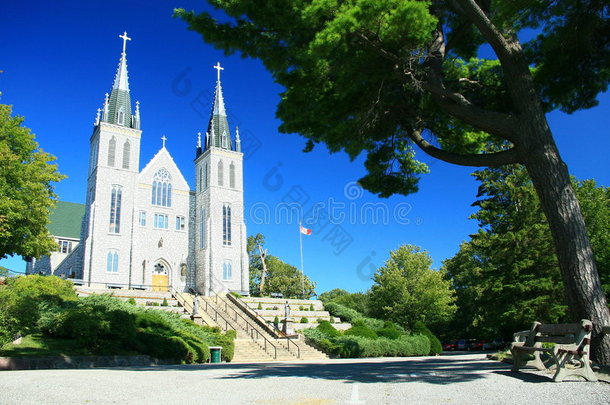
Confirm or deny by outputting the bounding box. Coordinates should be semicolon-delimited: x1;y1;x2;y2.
99;31;139;129
207;62;232;150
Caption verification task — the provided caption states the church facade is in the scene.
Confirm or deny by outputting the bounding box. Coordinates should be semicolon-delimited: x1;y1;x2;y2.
27;33;249;296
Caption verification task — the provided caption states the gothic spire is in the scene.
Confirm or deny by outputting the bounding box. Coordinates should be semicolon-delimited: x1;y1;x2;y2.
99;31;138;129
207;62;231;149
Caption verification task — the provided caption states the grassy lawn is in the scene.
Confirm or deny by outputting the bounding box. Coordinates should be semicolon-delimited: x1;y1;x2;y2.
1;334;141;358
1;335;92;357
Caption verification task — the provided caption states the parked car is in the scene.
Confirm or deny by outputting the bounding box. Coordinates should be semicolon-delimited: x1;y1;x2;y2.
442;341;457;351
470;340;486;351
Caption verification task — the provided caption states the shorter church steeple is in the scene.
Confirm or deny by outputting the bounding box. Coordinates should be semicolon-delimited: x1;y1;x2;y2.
99;31;139;129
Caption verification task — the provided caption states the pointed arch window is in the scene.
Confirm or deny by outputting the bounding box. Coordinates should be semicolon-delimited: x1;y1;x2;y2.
151;168;172;207
108;137;116;167
117;106;125;125
222;132;228;148
222;203;232;246
222;260;232;281
122;140;131;169
198;166;203;191
218;161;224;186
229;162;235;189
109;185;122;233
204;163;208;189
106;249;119;273
199;208;205;249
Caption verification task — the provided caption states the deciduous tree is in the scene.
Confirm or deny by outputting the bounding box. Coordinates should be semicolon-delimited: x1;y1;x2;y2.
0;103;64;259
176;1;610;362
369;244;456;329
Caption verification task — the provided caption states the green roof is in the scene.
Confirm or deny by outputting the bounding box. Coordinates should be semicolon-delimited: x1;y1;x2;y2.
48;201;85;239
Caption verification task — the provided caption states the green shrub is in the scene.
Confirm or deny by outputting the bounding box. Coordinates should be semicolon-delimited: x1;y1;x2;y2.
127;298;137;306
316;320;341;338
344;322;377;339
302;328;341;356
0;275;77;336
324;302;384;329
310;304;315;311
273;316;279;325
412;321;442;355
376;321;402;340
257;303;262;310
161;298;169;307
329;316;335;324
324;302;361;323
300;317;309;323
299;305;304;311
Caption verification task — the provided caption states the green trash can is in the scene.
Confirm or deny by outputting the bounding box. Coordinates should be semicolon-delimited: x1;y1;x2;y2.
209;346;222;363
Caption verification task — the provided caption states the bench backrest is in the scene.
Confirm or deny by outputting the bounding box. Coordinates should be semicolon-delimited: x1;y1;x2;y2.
525;319;592;348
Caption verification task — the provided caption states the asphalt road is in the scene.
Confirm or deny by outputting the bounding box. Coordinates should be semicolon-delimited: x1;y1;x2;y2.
1;353;609;404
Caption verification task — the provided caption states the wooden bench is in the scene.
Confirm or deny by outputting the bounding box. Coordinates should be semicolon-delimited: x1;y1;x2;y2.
510;319;597;382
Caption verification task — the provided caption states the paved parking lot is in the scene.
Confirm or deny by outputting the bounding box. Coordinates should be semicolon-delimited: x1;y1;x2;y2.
1;353;609;404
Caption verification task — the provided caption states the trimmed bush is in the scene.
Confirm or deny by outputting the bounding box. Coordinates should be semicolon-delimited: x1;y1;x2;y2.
0;275;77;338
324;302;384;329
324;302;361;323
161;298;169;307
376;321;402;340
412;321;442;355
127;298;137;306
300;317;309;323
257;303;262;310
309;304;315;311
344;322;377;339
316;320;341;338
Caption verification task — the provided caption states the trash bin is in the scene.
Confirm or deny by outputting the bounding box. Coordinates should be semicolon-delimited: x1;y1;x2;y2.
209;346;222;363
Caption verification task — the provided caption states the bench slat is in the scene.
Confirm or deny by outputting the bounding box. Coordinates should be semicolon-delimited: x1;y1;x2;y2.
536;336;576;344
537;323;581;334
512;346;553;353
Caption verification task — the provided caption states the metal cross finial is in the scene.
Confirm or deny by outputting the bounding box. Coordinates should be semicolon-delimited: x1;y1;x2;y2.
119;31;131;54
161;135;167;148
213;62;224;82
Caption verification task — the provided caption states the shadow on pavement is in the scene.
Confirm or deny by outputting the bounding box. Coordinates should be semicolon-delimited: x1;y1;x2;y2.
99;355;547;386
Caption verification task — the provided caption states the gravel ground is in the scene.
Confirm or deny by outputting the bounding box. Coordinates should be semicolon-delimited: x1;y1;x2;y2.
0;353;608;404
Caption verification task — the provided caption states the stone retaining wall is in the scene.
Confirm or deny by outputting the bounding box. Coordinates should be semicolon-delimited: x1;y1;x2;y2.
0;355;162;370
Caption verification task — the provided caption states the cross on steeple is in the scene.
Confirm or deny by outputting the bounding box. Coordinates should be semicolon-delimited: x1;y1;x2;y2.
213;62;224;82
119;31;131;54
161;135;167;148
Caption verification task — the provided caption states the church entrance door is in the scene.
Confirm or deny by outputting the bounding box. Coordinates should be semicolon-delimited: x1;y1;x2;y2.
152;262;169;292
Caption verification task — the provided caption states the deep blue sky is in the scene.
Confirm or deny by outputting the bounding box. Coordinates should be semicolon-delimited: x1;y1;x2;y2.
2;1;609;294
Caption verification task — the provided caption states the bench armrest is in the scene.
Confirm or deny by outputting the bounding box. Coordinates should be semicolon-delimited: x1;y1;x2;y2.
513;330;530;342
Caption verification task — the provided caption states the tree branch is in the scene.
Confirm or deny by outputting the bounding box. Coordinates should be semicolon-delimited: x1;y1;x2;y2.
408;129;520;167
425;26;520;143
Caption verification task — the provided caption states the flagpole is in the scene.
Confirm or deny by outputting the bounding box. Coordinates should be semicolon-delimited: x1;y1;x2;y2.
299;222;305;299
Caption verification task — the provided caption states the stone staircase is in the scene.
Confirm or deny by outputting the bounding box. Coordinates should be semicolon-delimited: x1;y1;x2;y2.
197;294;327;363
74;286;328;363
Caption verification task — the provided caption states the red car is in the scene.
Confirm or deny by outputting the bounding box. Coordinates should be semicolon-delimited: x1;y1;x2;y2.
442;341;457;351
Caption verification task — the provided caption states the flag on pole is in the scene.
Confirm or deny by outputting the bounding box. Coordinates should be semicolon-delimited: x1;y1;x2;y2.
300;225;312;235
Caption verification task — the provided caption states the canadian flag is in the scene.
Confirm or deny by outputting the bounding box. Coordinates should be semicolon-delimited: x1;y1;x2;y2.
300;225;312;235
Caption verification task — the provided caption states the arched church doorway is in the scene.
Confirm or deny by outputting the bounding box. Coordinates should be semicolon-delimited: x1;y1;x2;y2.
152;261;169;291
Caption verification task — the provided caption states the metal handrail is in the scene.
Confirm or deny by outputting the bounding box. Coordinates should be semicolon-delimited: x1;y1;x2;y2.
226;294;302;359
213;294;278;359
169;286;194;314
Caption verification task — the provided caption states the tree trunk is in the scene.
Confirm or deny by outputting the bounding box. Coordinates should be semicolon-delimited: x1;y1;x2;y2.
520;119;610;365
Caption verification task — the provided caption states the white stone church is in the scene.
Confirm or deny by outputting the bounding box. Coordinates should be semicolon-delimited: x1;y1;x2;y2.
26;33;249;296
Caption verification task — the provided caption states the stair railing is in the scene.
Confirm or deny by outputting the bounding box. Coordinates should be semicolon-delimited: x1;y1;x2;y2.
213;294;278;359
224;294;301;359
170;287;194;314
